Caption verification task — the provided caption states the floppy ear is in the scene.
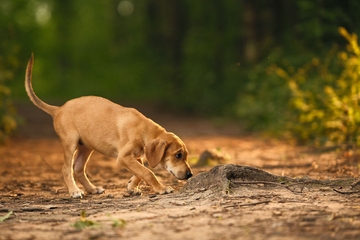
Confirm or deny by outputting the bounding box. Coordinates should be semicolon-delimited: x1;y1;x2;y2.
145;139;168;168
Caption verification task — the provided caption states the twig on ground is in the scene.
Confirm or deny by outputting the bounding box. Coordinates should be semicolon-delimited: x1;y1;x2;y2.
231;179;345;194
333;188;360;194
39;156;58;173
350;179;360;188
231;180;309;194
223;200;271;208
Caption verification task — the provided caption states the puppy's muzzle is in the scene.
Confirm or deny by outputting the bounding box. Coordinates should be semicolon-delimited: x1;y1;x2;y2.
178;170;193;180
171;169;193;180
185;171;193;179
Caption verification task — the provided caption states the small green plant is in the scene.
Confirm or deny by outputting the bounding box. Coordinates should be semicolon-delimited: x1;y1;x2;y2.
225;180;232;194
0;211;13;222
111;218;127;228
270;27;360;147
72;210;99;230
106;213;127;228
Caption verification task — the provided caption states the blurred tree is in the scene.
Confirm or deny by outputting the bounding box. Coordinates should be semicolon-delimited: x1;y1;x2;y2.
3;0;360;137
51;0;74;91
0;0;27;141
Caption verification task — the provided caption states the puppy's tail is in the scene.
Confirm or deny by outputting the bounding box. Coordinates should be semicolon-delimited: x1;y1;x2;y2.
25;53;58;116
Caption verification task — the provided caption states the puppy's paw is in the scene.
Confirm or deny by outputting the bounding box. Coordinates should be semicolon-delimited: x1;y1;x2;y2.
165;186;174;194
127;187;142;196
88;186;105;195
95;186;105;194
157;186;174;195
70;190;85;198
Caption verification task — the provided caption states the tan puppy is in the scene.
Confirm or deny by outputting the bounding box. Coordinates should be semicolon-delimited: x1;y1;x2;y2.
25;54;193;198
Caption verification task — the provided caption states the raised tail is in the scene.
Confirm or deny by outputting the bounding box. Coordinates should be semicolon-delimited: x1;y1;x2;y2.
25;53;58;116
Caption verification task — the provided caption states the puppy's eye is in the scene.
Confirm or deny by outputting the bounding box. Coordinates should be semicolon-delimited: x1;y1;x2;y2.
175;152;182;159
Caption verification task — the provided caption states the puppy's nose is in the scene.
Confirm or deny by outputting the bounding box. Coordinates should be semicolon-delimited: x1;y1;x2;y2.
186;171;193;179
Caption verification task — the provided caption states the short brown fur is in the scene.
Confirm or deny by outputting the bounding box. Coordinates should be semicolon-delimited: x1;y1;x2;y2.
25;54;192;198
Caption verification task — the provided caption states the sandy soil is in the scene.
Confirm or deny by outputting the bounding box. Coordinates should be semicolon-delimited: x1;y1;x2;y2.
1;104;360;240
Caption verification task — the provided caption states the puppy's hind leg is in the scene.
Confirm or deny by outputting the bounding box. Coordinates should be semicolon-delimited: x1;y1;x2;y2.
61;141;85;198
74;145;105;195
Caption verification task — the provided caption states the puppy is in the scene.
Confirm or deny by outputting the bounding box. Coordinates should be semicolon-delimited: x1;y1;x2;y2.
25;54;193;198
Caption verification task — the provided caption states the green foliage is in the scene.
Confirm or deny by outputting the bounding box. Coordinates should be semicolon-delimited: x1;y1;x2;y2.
271;28;360;147
0;0;30;143
0;56;17;143
72;210;99;230
232;50;291;133
72;211;127;230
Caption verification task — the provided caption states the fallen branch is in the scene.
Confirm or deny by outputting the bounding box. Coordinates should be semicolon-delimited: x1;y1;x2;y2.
231;180;308;193
333;188;360;194
223;200;271;208
350;179;360;188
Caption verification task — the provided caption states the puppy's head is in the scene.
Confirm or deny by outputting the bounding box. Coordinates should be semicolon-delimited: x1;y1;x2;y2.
145;133;193;180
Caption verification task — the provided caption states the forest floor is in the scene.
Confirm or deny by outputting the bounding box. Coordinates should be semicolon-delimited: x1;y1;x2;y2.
1;103;360;240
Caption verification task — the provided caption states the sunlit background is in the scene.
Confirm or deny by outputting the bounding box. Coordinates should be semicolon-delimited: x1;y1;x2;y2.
1;0;360;143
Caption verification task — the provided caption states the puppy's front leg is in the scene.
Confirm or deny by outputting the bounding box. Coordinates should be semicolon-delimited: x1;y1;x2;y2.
121;157;173;195
127;175;142;195
127;158;143;195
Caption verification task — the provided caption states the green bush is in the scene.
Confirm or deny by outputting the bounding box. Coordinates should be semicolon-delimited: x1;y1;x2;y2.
271;27;360;147
0;55;18;143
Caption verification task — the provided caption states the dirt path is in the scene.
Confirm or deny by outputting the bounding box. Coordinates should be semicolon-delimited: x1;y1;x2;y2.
0;104;360;239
